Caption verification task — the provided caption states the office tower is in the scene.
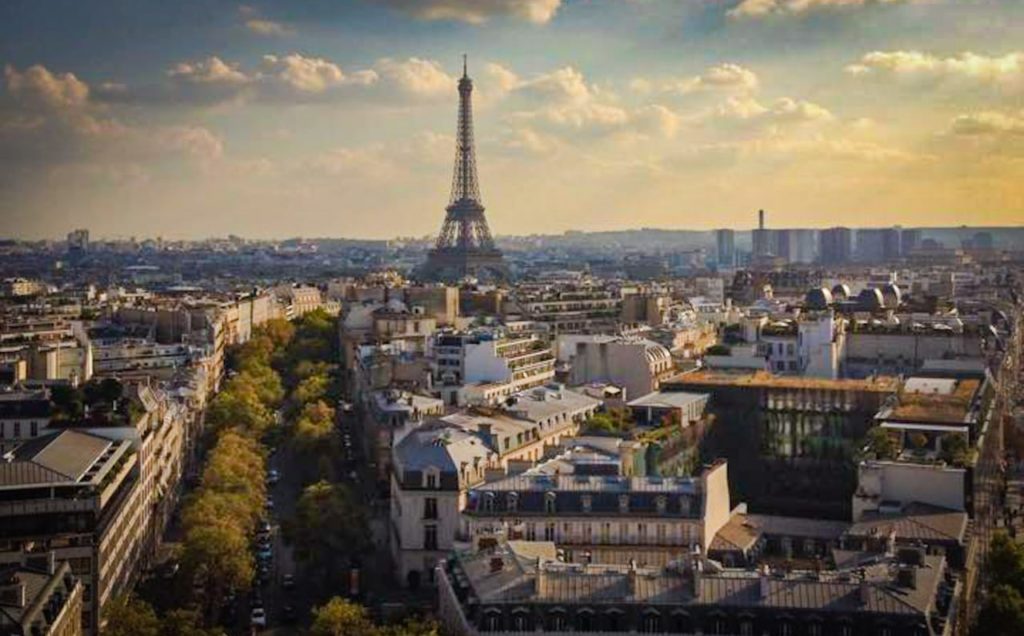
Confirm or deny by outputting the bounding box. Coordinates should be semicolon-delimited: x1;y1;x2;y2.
819;227;852;265
715;229;735;267
751;210;773;259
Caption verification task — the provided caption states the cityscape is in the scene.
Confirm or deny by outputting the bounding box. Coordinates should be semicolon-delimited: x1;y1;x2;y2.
2;2;1024;636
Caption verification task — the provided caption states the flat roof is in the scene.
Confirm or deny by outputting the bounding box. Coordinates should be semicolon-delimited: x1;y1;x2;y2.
664;370;899;393
627;391;708;409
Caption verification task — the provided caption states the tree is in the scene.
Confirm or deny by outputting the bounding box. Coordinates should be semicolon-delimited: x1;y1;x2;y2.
381;616;442;636
976;585;1024;636
705;344;732;356
865;427;897;460
293;481;369;585
310;597;378;636
181;523;254;620
160;609;227;636
292;373;330;408
988;531;1024;591
103;595;159;636
908;432;929;451
940;433;969;466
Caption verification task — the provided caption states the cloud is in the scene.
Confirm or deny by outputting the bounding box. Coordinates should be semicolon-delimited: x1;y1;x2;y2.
1;63;224;170
245;19;294;36
259;54;377;94
950;111;1024;136
169;57;252;86
375;58;455;98
729;0;913;19
846;50;1024;86
370;0;561;24
657;63;760;95
717;96;835;125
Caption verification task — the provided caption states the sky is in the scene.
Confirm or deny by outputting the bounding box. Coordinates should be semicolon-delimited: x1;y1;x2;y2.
0;0;1022;240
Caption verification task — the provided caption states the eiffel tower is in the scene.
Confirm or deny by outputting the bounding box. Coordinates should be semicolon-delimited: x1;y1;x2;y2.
421;56;507;282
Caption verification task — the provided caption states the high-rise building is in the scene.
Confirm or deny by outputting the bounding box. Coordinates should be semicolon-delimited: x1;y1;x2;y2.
856;228;900;263
715;229;735;267
819;227;852;265
899;229;921;257
790;229;818;264
422;57;506;282
66;229;89;253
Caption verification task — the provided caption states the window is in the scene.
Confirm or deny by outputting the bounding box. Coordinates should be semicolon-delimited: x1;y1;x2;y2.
545;492;557;513
511;612;530;631
641;612;661;633
507;492;518;512
638;523;647;542
526;523;536;541
483;492;495;513
808;623;822;636
740;620;753;636
13;422;20;438
656;524;666;544
425;472;437;489
618;494;630;513
424;498;438;520
544;523;556;542
483;611;502;632
577;610;595;632
655;495;667;514
30;422;38;437
424;525;438;550
547;611;567;631
581;494;593;513
601;523;610;543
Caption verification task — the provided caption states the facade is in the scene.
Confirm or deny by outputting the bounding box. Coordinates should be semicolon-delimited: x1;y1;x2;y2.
0;554;83;636
856;228;901;263
435;332;556;405
462;460;732;555
557;335;674;401
0;430;142;635
506;287;621;335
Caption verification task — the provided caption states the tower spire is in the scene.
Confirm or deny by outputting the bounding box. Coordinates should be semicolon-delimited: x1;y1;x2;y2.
463;53;467;78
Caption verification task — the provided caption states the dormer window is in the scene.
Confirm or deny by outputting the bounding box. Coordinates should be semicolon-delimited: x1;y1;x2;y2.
618;494;630;514
425;469;438;489
581;495;593;514
680;496;691;516
656;495;667;515
507;492;519;512
545;492;557;514
483;492;496;512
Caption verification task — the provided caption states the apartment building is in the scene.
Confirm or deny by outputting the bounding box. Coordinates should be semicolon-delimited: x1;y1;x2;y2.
0;552;83;636
435;331;555;406
556;335;673;401
505;286;621;334
0;430;143;634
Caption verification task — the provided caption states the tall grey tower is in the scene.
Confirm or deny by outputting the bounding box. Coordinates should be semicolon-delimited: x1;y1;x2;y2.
422;56;507;282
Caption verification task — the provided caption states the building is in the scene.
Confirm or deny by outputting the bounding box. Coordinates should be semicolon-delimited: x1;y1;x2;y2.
751;210;773;259
65;230;89;254
0;391;52;454
819;227;853;265
663;371;898;519
0;553;83;636
0;430;143;634
900;229;922;257
461;460;732;558
856;228;901;263
389;386;600;588
714;229;735;268
506;287;621;335
435;332;555;406
437;539;955;636
557;335;673;402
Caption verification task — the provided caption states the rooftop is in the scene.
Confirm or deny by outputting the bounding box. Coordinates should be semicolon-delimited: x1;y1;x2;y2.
664;370;899;393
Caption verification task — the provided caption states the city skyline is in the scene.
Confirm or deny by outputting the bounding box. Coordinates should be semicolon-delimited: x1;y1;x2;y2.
1;0;1023;240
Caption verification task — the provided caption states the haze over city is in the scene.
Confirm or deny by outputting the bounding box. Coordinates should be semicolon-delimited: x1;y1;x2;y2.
1;0;1023;240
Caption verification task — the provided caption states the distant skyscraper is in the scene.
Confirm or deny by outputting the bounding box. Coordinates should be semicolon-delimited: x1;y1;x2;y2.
856;228;900;263
900;229;922;257
819;227;852;265
422;57;506;282
791;229;818;264
715;229;735;267
67;228;89;253
774;229;792;263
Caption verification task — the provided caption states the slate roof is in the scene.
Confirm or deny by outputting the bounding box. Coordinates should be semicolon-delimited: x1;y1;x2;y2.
846;503;968;544
453;544;945;618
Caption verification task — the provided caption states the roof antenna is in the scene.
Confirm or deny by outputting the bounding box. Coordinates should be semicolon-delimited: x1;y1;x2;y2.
463;53;468;78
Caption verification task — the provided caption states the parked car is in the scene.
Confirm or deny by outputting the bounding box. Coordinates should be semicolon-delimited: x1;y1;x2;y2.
282;573;295;590
250;607;267;629
256;545;273;561
282;605;297;623
257;519;272;535
264;497;275;511
266;469;280;485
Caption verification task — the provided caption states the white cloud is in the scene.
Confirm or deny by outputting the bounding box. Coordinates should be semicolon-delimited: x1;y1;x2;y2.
375;58;455;98
846;50;1024;85
5;64;90;111
260;54;376;93
169;57;252;86
729;0;913;19
718;96;835;125
658;63;759;95
245;19;294;36
372;0;561;24
950;111;1024;136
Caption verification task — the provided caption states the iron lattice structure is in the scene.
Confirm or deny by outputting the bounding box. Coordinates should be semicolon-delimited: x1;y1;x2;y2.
423;57;506;282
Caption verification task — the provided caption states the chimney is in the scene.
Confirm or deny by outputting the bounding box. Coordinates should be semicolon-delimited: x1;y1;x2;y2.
0;582;26;608
897;566;918;590
758;564;771;600
758;209;765;230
